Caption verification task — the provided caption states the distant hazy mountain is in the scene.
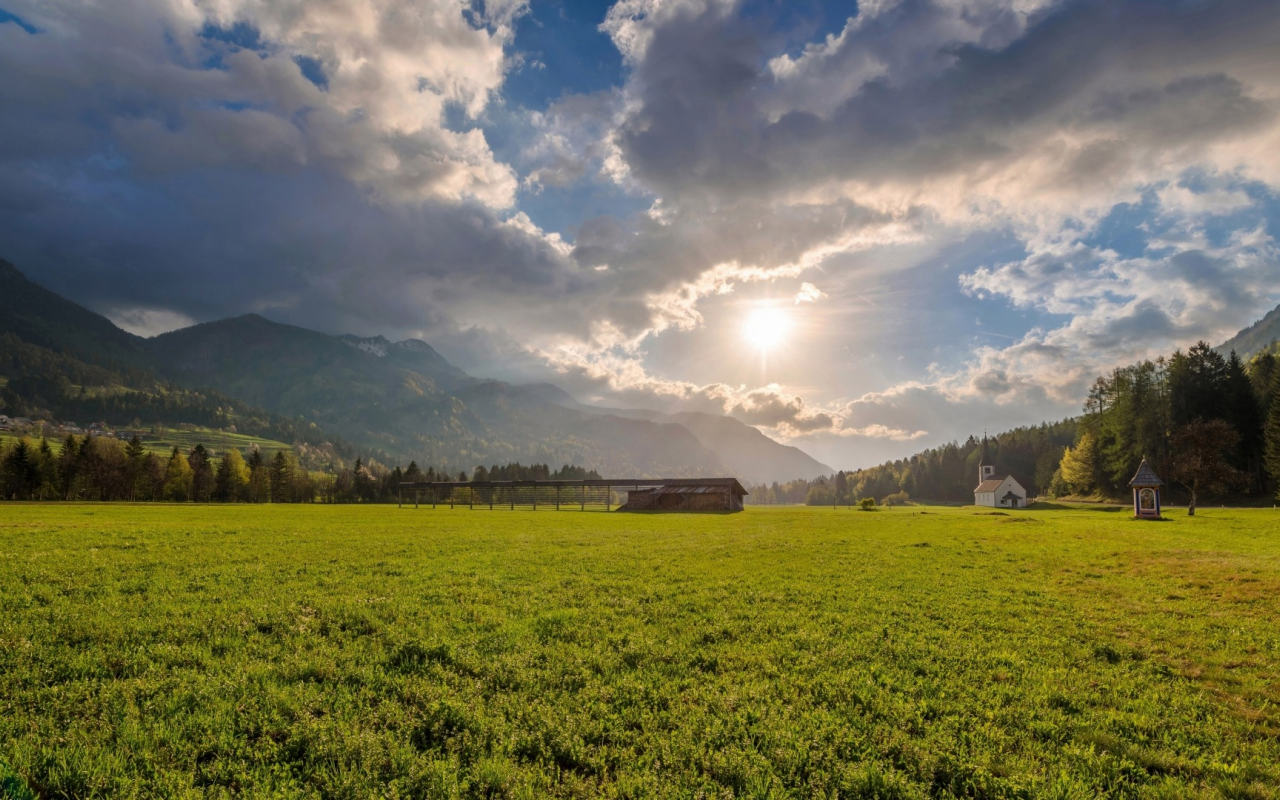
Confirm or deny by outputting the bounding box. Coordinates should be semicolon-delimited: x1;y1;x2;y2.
1218;303;1280;360
667;411;832;484
525;383;833;483
145;314;730;476
1;259;833;481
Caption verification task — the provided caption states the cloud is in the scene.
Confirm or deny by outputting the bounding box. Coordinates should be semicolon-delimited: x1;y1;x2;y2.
6;0;1280;474
106;307;198;338
0;0;521;206
794;282;826;303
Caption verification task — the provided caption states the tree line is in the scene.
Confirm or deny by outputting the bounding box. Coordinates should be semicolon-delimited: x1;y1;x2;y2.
0;432;601;505
746;420;1077;506
752;341;1280;510
1056;342;1279;511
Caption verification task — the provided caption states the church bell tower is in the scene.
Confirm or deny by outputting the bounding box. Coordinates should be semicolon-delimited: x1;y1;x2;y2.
978;434;995;483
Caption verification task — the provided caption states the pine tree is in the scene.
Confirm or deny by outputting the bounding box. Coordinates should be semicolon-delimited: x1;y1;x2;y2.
269;450;293;502
1224;351;1264;490
125;433;147;500
1264;367;1280;496
57;434;81;500
189;444;212;502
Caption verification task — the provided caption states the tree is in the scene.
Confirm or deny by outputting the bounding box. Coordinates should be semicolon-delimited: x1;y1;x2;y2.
1058;430;1099;494
189;444;212;502
1224;350;1263;489
245;446;268;502
269;450;293;502
1168;343;1228;428
56;434;81;499
1;439;35;500
164;447;193;501
1264;366;1280;497
141;452;166;501
1168;420;1247;516
1035;446;1065;495
215;448;250;502
125;433;147;500
834;471;848;507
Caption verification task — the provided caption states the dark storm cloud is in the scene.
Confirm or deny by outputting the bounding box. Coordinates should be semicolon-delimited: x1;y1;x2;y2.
607;0;1280;203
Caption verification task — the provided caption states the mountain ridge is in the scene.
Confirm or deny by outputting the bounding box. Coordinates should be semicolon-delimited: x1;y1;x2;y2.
1217;303;1280;360
524;383;834;483
0;260;830;481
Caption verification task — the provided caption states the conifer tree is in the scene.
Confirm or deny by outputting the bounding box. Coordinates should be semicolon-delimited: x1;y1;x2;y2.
1264;367;1280;496
189;444;212;502
125;433;147;500
269;450;293;502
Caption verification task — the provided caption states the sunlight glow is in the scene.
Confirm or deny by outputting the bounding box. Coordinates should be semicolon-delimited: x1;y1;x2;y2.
742;306;793;351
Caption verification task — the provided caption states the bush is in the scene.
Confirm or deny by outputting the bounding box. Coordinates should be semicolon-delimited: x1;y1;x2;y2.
858;497;877;511
882;491;910;506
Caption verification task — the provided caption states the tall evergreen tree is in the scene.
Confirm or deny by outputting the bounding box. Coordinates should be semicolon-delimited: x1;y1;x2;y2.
1224;350;1264;490
189;444;212;502
1263;367;1280;495
125;433;147;500
269;450;293;502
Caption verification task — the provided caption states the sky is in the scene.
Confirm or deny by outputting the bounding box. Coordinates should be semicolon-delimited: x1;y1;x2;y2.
3;0;1280;470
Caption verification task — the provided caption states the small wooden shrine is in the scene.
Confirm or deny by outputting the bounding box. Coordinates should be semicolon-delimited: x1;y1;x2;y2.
1128;458;1163;519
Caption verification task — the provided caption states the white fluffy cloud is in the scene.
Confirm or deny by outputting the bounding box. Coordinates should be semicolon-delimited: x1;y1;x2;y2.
2;0;521;205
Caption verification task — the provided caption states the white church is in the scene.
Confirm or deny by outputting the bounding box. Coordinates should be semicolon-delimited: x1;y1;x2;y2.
973;436;1028;508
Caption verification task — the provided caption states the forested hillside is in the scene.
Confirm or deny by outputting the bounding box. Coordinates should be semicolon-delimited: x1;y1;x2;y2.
746;420;1077;505
757;340;1280;508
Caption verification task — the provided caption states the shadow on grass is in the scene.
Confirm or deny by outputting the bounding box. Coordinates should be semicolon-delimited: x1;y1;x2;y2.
1026;502;1126;512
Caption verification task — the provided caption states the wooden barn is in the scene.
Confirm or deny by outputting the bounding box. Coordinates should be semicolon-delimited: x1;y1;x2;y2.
618;478;747;512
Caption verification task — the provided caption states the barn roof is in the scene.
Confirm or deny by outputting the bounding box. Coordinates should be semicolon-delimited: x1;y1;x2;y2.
636;478;748;495
1128;458;1163;487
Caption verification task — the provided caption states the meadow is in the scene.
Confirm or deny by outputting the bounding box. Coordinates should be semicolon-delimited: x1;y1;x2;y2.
1;504;1277;799
0;427;291;460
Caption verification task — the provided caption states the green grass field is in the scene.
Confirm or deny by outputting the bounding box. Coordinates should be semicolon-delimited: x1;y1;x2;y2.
1;427;291;460
1;504;1278;798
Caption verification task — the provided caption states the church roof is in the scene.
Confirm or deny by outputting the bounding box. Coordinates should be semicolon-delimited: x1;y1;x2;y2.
1128;458;1164;487
976;476;1009;492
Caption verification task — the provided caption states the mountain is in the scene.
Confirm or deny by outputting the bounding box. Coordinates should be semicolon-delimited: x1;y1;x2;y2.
525;383;833;483
521;382;667;421
0;259;146;367
1218;303;1280;360
339;334;475;393
0;277;360;466
1;259;831;480
141;312;730;475
667;412;832;484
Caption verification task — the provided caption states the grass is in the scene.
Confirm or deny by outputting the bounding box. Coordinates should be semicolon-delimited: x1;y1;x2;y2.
0;427;290;459
1;504;1278;798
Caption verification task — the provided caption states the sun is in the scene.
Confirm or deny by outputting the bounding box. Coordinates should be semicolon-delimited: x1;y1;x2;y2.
742;306;793;351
